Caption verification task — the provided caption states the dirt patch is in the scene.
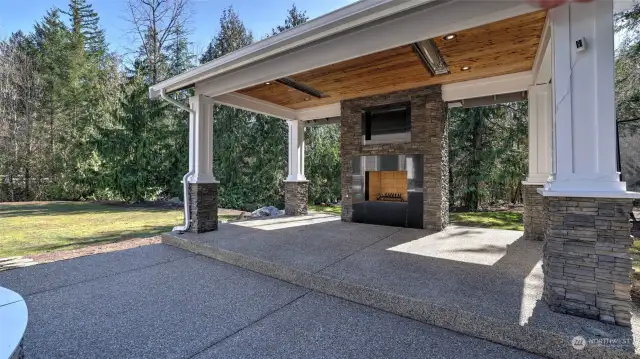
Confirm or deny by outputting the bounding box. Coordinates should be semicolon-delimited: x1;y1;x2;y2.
26;236;162;263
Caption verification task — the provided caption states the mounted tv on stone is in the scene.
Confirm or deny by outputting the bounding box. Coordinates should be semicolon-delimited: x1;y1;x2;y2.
362;102;411;145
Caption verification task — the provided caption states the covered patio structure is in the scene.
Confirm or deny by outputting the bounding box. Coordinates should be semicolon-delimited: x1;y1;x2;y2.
150;0;639;331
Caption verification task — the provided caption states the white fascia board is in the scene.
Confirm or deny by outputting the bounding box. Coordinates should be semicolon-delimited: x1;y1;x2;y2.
296;103;341;121
196;1;539;98
441;71;533;102
532;16;551;85
149;0;435;98
213;93;296;120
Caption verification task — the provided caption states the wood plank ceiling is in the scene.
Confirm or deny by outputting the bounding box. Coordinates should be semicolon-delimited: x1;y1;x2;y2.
237;10;547;110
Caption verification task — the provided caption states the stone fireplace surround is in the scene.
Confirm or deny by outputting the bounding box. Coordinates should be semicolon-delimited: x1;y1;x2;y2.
340;85;448;231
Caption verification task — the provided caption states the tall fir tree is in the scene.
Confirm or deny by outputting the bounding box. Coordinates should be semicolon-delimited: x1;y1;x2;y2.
200;7;253;63
63;0;106;57
29;9;73;193
271;3;309;35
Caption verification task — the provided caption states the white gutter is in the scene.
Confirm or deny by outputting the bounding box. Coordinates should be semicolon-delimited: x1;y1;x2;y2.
148;0;435;98
159;89;196;233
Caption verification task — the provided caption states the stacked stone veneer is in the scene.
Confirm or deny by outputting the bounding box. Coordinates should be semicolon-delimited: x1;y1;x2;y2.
188;183;218;233
340;85;448;231
542;196;634;326
285;181;308;216
523;184;545;241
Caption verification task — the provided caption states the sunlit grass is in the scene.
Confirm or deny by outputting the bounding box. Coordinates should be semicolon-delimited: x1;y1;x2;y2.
0;202;234;257
308;204;341;215
449;211;524;231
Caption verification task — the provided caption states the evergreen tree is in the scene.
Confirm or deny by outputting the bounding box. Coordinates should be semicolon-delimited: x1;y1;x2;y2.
271;3;309;35
448;103;528;210
168;24;195;77
615;2;640;191
29;9;73;193
63;0;106;57
200;7;253;63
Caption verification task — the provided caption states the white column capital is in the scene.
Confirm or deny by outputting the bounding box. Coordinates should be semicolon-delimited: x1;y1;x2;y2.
286;120;307;182
188;94;218;184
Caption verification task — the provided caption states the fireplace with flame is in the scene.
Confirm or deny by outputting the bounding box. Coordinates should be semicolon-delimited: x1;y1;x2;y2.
366;171;408;202
350;154;423;228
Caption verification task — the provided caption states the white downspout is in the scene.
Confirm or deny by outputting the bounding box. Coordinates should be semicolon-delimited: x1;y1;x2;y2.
160;89;196;232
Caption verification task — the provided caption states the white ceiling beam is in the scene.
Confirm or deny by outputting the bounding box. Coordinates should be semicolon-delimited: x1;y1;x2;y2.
196;1;538;98
441;71;533;102
212;92;296;120
532;16;551;85
296;103;341;121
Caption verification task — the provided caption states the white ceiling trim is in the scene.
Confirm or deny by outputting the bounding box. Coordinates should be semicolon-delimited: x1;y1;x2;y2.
213;92;296;120
441;71;533;102
296;103;341;121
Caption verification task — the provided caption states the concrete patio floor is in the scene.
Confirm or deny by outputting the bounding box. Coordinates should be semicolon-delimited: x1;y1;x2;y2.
162;214;640;359
0;245;541;359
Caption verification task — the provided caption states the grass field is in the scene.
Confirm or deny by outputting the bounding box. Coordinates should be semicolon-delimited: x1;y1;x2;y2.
449;211;524;231
308;204;341;215
0;202;238;258
0;202;182;257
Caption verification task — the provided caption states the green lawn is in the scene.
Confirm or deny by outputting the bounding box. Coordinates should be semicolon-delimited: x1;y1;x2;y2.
630;241;640;272
309;204;524;231
449;211;524;231
308;204;341;215
0;202;235;258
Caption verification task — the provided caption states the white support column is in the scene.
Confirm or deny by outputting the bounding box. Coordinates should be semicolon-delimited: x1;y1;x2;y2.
286;120;306;182
524;83;552;185
188;94;218;184
542;0;634;197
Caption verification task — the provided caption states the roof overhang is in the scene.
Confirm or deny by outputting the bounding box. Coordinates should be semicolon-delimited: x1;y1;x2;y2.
149;0;441;98
149;0;542;99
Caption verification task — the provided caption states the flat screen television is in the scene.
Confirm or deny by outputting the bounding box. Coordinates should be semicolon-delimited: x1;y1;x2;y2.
362;102;411;144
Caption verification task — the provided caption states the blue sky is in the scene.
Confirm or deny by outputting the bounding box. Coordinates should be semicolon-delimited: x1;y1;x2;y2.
0;0;356;57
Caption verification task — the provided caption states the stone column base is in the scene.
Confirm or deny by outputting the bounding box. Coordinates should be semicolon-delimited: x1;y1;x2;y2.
542;196;633;326
285;181;308;216
189;183;218;233
523;184;545;241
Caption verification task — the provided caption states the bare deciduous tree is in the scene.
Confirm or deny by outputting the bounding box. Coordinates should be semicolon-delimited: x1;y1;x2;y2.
125;0;191;83
0;35;43;200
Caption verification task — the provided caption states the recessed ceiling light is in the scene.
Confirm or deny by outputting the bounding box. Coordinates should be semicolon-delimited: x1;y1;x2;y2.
443;34;456;41
461;66;471;71
265;82;271;85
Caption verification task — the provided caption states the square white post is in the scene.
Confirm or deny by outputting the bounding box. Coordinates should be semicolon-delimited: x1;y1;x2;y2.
524;83;553;185
286;120;306;182
189;94;217;184
542;0;632;196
